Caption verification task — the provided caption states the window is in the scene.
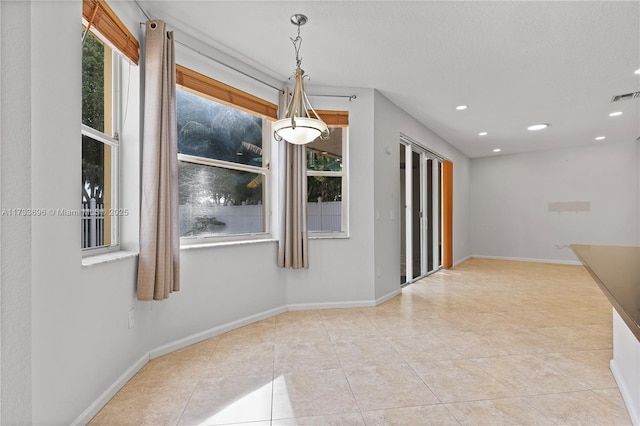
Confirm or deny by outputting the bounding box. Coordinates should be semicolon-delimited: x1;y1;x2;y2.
306;112;349;236
81;29;120;251
81;0;138;253
175;66;277;243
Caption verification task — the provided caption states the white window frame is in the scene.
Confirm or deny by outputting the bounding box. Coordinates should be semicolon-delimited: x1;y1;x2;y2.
81;26;122;256
307;126;349;238
177;94;272;246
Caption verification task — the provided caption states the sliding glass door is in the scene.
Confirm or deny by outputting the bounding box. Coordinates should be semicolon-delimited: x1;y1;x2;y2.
400;138;443;285
400;144;407;285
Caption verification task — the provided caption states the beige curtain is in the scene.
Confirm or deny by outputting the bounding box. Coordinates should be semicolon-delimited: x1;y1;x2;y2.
278;89;309;269
137;20;180;300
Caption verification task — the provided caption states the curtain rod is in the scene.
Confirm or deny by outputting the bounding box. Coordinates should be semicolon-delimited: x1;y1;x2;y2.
173;39;282;92
134;0;151;20
134;1;357;101
134;1;281;92
307;94;357;102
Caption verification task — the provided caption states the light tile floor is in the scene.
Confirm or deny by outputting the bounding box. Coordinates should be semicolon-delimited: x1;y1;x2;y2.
90;259;632;425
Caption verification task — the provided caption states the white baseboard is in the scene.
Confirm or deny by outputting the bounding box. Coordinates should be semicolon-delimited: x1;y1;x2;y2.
454;255;471;266
149;305;288;359
69;250;586;425
287;288;402;312
288;300;376;311
375;288;401;305
71;353;149;426
76;254;592;424
74;305;286;425
77;296;396;424
471;254;581;266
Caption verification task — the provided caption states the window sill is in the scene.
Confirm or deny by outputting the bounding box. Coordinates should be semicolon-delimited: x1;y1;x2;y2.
82;250;139;268
309;233;350;240
180;238;278;251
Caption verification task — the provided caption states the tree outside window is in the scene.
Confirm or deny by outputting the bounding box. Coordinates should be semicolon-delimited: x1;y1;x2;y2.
306;126;348;234
81;29;118;250
176;88;269;239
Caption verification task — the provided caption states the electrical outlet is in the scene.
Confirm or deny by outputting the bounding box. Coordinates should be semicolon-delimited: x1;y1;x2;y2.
128;309;135;329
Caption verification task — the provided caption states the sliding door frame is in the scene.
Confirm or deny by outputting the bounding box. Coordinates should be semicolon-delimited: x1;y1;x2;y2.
400;133;452;286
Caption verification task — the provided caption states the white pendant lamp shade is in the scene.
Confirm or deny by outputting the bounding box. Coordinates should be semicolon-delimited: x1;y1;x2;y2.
274;67;328;144
273;117;327;145
274;14;329;145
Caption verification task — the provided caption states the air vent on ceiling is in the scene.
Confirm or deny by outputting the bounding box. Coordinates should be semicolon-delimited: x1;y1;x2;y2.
611;91;640;102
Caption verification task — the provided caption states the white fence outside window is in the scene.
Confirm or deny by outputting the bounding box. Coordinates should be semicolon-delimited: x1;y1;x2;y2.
82;198;105;248
178;200;343;237
179;204;264;237
308;201;342;232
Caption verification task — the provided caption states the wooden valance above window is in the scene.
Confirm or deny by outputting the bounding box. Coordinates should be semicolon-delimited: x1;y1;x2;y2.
176;65;279;120
315;110;349;127
83;0;140;64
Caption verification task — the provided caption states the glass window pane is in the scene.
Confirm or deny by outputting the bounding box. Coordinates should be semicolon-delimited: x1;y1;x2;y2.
307;176;342;232
82;135;105;204
179;161;265;237
81;27;117;252
82;30;111;134
307;175;342;203
177;89;263;166
306;127;342;171
82;135;107;248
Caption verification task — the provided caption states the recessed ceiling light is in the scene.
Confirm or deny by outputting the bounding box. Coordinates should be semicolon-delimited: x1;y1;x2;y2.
635;68;640;75
493;148;501;153
527;123;548;131
478;132;488;136
456;105;468;111
609;111;623;117
595;136;606;140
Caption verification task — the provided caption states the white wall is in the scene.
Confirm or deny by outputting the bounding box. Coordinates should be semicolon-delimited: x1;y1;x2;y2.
471;141;640;263
25;2;291;423
29;2;148;423
372;90;472;299
1;1;32;423
174;38;379;308
285;87;378;307
17;2;388;423
6;2;475;424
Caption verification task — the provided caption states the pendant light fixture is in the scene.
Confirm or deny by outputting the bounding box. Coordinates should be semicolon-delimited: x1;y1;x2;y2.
273;14;329;145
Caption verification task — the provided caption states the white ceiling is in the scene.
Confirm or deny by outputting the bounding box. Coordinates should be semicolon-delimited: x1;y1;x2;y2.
138;1;640;158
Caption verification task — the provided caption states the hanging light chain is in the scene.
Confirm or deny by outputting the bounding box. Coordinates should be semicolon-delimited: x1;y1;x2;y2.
290;22;303;68
273;14;329;144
